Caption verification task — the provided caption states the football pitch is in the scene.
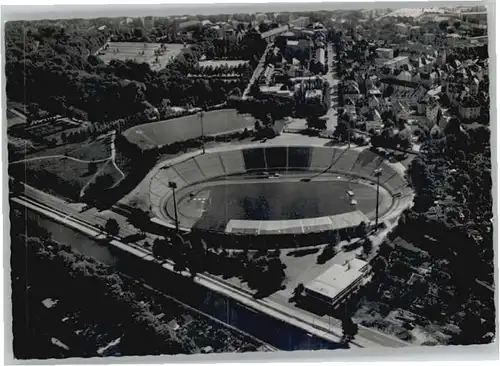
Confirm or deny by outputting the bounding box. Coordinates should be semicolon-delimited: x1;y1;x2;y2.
99;42;184;70
168;176;388;231
123;109;255;149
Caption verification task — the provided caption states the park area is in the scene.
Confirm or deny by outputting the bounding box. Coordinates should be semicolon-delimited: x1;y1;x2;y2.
9;133;129;202
123;109;255;149
98;42;185;70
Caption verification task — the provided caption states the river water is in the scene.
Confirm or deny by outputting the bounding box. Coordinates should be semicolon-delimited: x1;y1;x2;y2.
24;208;340;352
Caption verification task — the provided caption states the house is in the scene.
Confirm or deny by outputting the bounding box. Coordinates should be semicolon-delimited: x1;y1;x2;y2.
425;98;441;125
414;71;438;87
343;81;362;101
458;95;481;120
289;16;310;29
395;23;409;34
393;101;410;121
368;95;381;109
409;26;422;37
376;47;394;59
422;33;435;44
382;56;410;71
380;78;428;106
179;19;202;30
395;70;412;82
417;99;427;115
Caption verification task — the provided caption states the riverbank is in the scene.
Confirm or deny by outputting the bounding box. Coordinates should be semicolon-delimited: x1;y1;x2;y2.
11;198;342;351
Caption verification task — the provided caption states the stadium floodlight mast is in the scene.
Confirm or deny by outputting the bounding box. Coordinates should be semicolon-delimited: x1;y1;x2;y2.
198;110;205;154
168;181;179;233
374;168;383;229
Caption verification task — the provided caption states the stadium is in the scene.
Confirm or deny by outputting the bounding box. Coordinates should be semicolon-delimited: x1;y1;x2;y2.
131;135;412;249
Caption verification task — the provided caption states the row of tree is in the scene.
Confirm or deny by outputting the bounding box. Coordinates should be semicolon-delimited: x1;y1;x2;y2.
150;233;287;299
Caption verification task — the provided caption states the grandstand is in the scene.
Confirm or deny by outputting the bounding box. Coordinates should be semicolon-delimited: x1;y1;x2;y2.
287;146;312;170
219;150;246;175
194;153;226;179
146;145;411;238
172;158;205;185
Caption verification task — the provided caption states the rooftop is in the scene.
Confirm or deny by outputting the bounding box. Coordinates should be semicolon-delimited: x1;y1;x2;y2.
261;25;290;39
305;258;369;300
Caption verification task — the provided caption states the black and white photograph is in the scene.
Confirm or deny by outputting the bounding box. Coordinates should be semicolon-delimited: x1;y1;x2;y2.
2;1;496;361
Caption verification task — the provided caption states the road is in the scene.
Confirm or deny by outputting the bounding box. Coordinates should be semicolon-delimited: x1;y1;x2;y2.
242;43;273;99
285;42;340;133
13;183;409;348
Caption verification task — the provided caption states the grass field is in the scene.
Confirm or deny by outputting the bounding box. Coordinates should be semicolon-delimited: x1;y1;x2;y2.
9;133;126;201
99;42;184;70
167;175;390;231
123;109;255;149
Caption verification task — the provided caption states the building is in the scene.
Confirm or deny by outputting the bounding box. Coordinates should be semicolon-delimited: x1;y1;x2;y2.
315;47;325;66
422;33;435;44
304;258;370;309
409;26;422;37
289;16;309;29
446;33;462;46
459;11;488;31
382;56;410;71
179;19;202;30
261;25;290;42
381;78;428;107
395;23;409;34
395;69;412;82
425;98;441;125
343;81;362;101
458;95;481;120
143;16;155;30
262;64;275;85
255;13;269;23
376;48;394;59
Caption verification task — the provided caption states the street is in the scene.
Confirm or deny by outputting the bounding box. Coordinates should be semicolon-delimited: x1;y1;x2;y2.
285;42;340;133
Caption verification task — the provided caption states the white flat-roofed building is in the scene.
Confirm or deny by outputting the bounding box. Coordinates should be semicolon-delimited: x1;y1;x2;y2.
305;258;370;308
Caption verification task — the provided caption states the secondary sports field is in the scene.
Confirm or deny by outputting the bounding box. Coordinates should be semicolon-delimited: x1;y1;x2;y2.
166;175;391;231
123;109;255;149
99;42;184;70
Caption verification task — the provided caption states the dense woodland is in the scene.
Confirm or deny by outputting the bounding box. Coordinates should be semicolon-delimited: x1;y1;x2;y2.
5;20;265;123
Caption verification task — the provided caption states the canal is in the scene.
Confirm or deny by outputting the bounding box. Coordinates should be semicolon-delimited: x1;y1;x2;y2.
24;208;341;352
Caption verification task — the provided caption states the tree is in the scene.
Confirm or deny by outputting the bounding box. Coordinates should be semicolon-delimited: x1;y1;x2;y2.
104;218;120;237
362;238;373;256
9;178;24;196
88;162;97;175
355;221;369;237
128;207;151;233
293;283;305;299
341;316;359;344
439;21;449;32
